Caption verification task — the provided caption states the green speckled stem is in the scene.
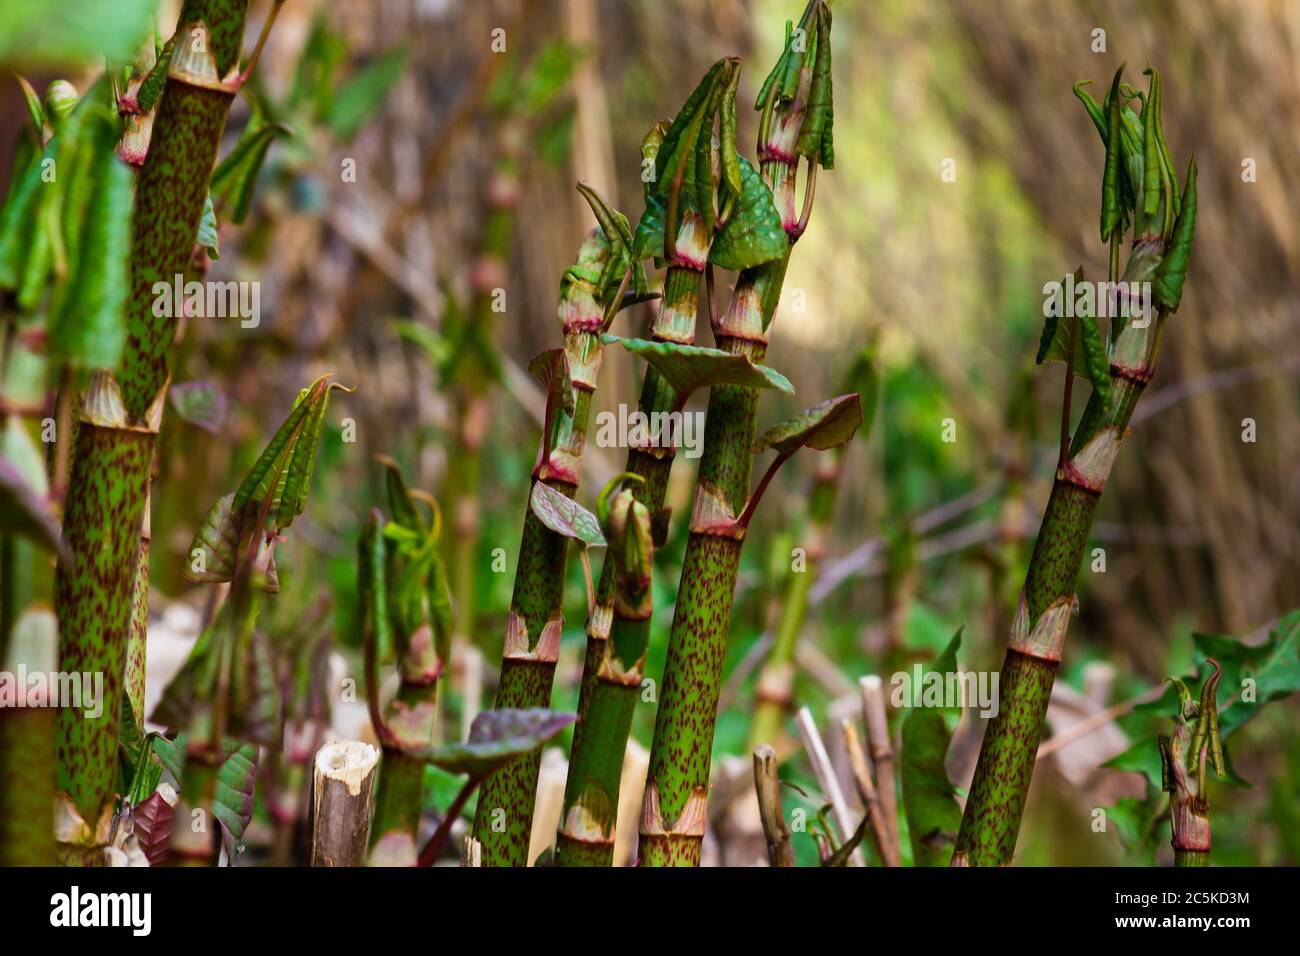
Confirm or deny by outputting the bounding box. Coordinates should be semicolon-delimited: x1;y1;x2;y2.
1175;848;1209;867
641;330;768;867
54;424;154;827
54;0;249;835
955;349;1155;866
472;383;594;866
370;749;425;850
556;265;700;867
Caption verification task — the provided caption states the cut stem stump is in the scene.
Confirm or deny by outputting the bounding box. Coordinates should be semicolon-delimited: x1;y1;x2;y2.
311;741;379;867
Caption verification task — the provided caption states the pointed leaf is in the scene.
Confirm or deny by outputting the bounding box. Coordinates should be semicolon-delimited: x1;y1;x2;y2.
709;156;787;271
719;62;742;197
1100;69;1125;241
900;629;964;866
213;741;259;859
530;481;605;549
169;381;228;434
133;784;177;866
327;46;408;143
16;74;43;134
602;334;793;402
196;191;219;259
410;709;576;777
795;4;834;167
211;122;291;225
751;393;863;456
1036;269;1111;406
1152;158;1197;312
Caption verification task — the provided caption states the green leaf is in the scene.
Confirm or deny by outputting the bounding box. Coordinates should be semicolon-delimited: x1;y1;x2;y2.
1105;614;1300;790
169;381;229;434
185;377;347;584
1072;81;1107;142
794;4;834;167
211;122;291;225
153;733;186;784
1100;69;1125;242
1035;269;1111;406
410;709;576;777
0;0;157;67
840;341;881;445
0;453;61;553
709;156;787;271
15;74;43;134
529;481;605;549
900;629;964;866
326;46;408;143
135;40;173;114
379;455;426;533
601;334;793;403
196;191;219;260
718;63;742;197
213;741;259;859
632;189;667;263
751;393;863;456
1152;158;1197;312
576;181;645;297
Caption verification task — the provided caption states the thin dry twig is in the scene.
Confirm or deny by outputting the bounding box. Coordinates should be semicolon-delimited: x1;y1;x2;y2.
796;707;864;866
752;745;794;867
840;718;899;866
859;676;900;857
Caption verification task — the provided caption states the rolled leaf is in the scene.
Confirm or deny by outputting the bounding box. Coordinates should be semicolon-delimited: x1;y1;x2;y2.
1035;269;1111;406
1152;158;1197;312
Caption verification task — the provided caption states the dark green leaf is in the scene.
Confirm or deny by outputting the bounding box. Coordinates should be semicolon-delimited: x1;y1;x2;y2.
602;334;794;402
1100;69;1124;242
751;393;863;456
410;709;576;777
213;741;259;858
1152;158;1197;312
1036;269;1111;406
709;156;787;271
196;191;219;259
795;4;834;167
211;122;291;225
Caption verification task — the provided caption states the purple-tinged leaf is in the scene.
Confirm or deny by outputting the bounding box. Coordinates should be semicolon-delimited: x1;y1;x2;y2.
133;783;177;867
602;334;793;403
530;481;605;549
410;709;576;777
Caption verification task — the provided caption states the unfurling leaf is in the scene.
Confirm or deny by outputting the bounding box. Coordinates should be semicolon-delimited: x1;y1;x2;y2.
530;481;605;549
601;335;793;404
794;3;834;168
751;393;863;456
900;629;964;866
409;709;576;777
184;376;350;585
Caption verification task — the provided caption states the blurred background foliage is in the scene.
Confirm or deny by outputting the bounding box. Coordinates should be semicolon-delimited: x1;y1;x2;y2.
1;0;1295;865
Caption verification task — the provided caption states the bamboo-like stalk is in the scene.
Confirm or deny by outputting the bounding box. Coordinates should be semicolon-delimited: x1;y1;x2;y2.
554;262;703;867
860;675;900;857
953;68;1198;865
470;230;615;866
752;744;793;867
311;741;380;867
640;0;834;866
54;0;251;834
